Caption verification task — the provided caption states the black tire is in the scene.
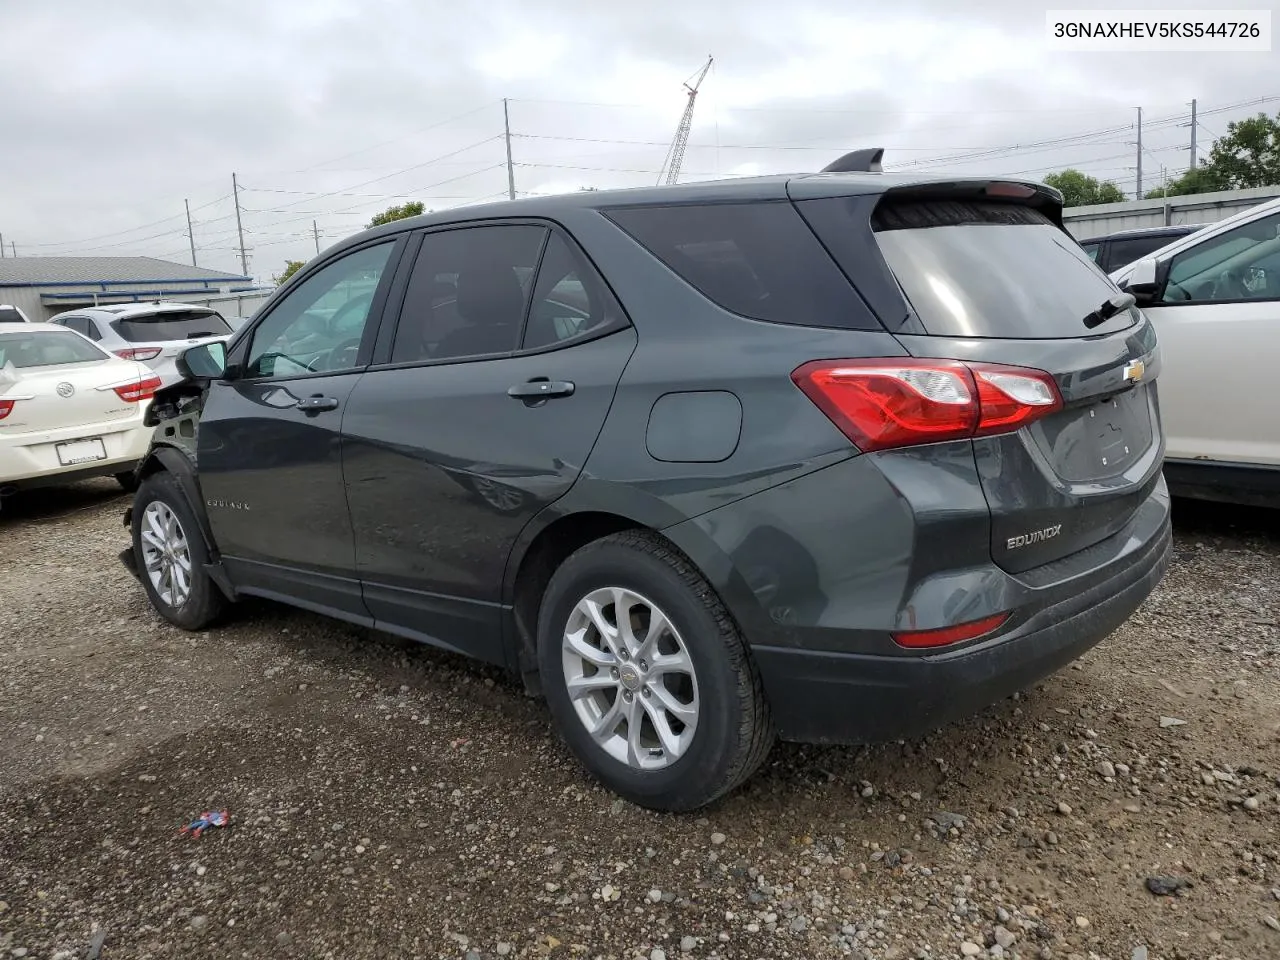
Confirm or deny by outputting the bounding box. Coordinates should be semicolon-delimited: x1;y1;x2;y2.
131;471;227;630
537;530;774;812
114;471;140;493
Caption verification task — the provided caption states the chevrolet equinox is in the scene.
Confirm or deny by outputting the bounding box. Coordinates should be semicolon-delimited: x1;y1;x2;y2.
120;155;1173;811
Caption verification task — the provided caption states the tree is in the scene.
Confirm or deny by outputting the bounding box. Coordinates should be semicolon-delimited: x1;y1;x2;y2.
1143;165;1227;200
366;201;425;228
1204;111;1280;189
1042;169;1127;207
274;260;304;286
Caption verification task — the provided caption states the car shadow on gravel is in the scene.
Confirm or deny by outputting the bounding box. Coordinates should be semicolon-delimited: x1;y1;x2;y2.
0;478;127;526
1172;496;1280;544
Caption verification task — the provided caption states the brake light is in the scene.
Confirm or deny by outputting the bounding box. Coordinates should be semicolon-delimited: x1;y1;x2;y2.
114;347;163;361
112;375;163;403
0;399;21;420
792;359;1061;452
892;612;1010;649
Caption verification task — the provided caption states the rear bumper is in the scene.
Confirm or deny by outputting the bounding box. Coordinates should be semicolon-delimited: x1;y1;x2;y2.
753;510;1171;744
0;421;151;486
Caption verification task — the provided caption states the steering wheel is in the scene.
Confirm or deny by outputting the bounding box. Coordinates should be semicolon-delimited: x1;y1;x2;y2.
320;337;363;371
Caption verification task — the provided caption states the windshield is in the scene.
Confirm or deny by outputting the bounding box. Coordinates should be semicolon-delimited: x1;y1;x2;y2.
0;330;109;367
112;309;232;343
872;201;1137;339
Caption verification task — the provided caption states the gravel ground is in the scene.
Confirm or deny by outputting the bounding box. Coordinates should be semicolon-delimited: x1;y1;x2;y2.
1;480;1277;960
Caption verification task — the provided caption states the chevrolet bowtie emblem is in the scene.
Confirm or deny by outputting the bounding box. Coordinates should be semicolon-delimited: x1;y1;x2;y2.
1123;359;1145;382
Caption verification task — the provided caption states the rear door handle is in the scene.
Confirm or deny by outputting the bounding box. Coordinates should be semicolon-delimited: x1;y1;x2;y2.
508;379;575;402
296;395;339;413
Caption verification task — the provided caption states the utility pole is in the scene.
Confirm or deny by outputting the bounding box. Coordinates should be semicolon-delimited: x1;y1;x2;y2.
9;242;14;258
184;199;198;267
1161;166;1170;225
1135;106;1143;199
231;172;248;276
0;233;5;258
313;220;321;256
503;98;516;201
1189;98;1198;169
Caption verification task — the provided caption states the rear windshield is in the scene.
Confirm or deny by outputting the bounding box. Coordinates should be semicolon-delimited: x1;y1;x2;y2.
606;201;879;330
870;200;1137;339
112;309;232;343
0;330;108;368
0;307;26;323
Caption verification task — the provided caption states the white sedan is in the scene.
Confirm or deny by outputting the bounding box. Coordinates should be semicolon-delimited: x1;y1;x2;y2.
0;323;161;498
1111;196;1280;508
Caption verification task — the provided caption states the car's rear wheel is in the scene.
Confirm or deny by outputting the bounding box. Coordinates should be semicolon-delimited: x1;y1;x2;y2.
538;531;773;811
131;472;226;630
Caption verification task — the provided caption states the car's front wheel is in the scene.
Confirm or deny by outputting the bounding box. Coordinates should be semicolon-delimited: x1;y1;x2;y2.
538;531;774;812
131;472;226;630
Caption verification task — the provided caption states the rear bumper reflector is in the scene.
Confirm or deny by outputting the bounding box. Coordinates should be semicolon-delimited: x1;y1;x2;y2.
891;612;1010;649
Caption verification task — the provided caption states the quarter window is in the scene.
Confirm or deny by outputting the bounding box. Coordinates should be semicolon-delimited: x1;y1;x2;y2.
245;242;395;378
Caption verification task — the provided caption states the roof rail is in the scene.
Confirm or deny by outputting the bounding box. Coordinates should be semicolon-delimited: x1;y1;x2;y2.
821;148;884;174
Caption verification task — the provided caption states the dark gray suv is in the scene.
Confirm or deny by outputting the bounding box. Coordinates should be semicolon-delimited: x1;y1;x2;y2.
120;163;1172;811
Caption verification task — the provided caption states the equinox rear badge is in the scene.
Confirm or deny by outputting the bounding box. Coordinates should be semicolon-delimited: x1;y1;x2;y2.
1123;359;1145;382
1007;524;1062;550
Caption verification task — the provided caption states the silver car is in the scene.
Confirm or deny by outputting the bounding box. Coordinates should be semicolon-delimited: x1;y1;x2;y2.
47;302;234;385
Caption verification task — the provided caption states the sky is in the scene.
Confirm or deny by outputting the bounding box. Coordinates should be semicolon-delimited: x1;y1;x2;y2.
1;0;1276;282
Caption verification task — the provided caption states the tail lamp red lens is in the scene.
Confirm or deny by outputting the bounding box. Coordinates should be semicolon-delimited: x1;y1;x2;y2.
791;358;1061;452
112;375;163;403
891;612;1010;649
0;398;21;420
114;347;163;361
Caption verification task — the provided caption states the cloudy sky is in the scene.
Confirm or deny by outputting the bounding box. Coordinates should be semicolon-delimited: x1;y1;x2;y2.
2;0;1276;282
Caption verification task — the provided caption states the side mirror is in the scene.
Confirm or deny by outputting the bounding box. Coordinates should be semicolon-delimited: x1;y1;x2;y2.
1122;257;1163;304
177;341;228;381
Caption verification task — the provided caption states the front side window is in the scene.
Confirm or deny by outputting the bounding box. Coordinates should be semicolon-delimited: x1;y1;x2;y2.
391;225;547;363
0;330;109;368
246;242;395;378
1162;211;1280;303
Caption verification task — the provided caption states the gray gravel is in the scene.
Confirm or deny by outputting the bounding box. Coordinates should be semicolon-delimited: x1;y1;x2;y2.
1;481;1278;960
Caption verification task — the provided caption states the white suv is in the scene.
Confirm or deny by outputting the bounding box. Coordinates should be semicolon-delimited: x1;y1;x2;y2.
1112;196;1280;508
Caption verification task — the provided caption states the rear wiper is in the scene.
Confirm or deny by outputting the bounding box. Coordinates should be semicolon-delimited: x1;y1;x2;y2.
1081;292;1136;329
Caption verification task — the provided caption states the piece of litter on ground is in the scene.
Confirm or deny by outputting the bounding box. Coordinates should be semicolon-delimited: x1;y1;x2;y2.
1159;716;1187;728
179;809;230;838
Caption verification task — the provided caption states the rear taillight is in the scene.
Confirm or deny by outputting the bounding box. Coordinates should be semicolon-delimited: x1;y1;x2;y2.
114;347;163;361
892;612;1010;649
792;358;1062;452
0;396;30;420
112;375;163;403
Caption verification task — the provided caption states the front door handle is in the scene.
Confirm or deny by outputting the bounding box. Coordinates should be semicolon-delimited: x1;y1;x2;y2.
508;379;575;403
296;395;339;414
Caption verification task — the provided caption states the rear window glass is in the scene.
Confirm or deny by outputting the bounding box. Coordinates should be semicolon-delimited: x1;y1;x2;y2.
112;310;232;343
869;200;1136;339
606;202;879;330
0;307;26;323
0;330;108;368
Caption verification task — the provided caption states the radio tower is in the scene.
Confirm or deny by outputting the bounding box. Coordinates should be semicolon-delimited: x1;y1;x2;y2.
657;56;713;186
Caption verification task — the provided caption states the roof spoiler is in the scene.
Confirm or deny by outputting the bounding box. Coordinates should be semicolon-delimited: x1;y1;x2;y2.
822;148;884;174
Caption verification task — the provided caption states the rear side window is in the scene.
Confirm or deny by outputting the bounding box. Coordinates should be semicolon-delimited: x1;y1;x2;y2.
112;310;232;343
607;202;878;330
863;199;1136;339
0;330;108;367
1106;235;1176;271
0;307;26;323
